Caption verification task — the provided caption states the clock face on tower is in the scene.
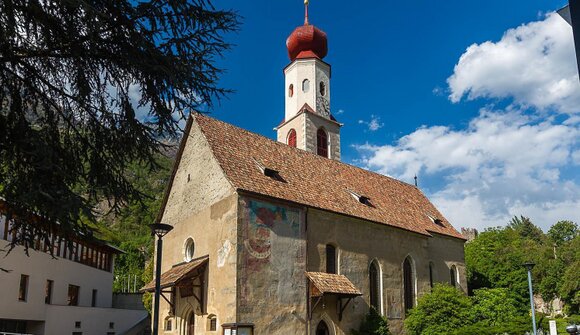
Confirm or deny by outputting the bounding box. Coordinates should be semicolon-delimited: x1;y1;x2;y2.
316;96;330;118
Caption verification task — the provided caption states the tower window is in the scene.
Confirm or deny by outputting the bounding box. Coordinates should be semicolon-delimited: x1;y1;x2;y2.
316;128;328;157
288;84;294;97
302;79;310;93
320;81;326;96
287;129;297;148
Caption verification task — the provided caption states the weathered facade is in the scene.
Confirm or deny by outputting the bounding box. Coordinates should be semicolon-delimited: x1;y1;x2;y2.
145;5;466;335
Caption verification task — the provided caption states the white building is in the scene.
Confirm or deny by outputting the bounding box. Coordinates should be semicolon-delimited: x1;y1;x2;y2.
0;200;148;335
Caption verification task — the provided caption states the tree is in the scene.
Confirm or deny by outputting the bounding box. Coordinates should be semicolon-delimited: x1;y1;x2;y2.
470;288;520;326
404;284;473;335
351;308;391;335
508;216;545;243
0;0;239;247
548;220;578;246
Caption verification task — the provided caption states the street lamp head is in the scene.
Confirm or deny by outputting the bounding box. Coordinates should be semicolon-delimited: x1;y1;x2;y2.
523;262;536;271
149;223;173;238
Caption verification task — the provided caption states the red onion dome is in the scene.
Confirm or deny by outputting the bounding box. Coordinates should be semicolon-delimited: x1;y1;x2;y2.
286;24;328;61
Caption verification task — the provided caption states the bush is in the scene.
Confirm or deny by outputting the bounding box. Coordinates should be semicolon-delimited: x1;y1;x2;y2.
351;307;390;335
404;284;473;335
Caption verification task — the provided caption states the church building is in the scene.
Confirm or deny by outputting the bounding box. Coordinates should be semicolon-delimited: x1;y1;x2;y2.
143;3;467;335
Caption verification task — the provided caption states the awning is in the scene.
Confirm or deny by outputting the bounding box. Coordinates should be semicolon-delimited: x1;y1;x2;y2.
141;255;209;292
306;271;362;297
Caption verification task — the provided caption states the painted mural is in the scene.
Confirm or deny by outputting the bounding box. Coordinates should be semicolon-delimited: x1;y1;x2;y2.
238;198;306;333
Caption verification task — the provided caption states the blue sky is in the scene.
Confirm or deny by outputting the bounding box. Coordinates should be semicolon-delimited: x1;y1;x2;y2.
208;0;579;231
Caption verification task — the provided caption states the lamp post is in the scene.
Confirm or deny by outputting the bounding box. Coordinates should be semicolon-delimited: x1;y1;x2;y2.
523;262;537;335
149;223;173;335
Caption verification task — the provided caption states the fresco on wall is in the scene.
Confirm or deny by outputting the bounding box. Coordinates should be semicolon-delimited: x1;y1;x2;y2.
386;288;403;319
239;198;306;319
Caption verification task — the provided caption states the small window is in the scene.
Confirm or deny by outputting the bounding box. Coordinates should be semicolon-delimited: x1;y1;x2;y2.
75;321;81;328
319;81;326;96
326;244;337;274
288;84;294;97
68;285;80;306
109;322;115;329
45;280;53;304
165;317;172;331
19;274;29;301
72;332;82;335
287;129;297;148
316;128;328;157
184;238;195;262
302;79;310;93
91;289;97;307
209;316;217;331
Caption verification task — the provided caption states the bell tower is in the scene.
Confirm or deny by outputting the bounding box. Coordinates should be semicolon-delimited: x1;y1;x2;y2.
275;0;342;160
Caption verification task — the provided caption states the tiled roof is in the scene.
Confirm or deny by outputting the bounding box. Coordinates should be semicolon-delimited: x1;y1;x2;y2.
141;255;208;292
192;114;464;240
306;272;362;297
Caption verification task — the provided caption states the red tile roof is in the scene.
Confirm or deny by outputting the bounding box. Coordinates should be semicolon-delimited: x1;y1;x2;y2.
191;114;464;240
306;272;362;297
141;255;208;292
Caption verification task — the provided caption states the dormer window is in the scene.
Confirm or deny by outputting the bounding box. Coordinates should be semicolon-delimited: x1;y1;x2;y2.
348;190;371;206
426;214;444;226
253;158;282;181
316;128;328;157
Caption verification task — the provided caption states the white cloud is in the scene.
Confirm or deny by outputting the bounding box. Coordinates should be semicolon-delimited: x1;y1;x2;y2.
448;13;580;114
358;115;384;132
355;110;580;231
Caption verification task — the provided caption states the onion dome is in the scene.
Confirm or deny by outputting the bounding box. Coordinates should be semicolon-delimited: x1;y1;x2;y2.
286;24;328;61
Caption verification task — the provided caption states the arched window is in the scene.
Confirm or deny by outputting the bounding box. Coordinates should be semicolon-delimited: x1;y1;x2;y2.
287;129;297;148
302;79;310;92
184;238;195;262
164;317;173;331
207;315;217;331
288;84;294;97
316;128;328;157
429;262;435;288
403;257;415;311
326;244;337;274
369;260;381;311
316;320;329;335
450;265;457;287
320;81;326;96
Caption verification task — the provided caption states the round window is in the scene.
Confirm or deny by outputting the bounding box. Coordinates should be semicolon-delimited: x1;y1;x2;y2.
302;79;310;93
184;238;194;262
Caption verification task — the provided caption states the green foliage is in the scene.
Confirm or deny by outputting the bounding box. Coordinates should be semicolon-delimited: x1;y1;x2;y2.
548;221;579;246
351;308;390;335
451;315;533;335
0;0;239;248
404;284;473;335
465;217;580;315
470;288;520;325
142;260;154;313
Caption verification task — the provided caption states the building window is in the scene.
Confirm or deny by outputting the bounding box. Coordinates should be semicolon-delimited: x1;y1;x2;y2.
68;285;80;306
72;332;82;335
403;257;415;311
288;84;294;97
450;265;457;287
369;260;381;312
287;129;297;148
319;81;326;96
316;128;328;157
45;280;53;304
325;244;337;274
429;263;434;289
184;238;195;262
18;274;29;301
91;289;97;307
75;321;81;328
109;322;115;329
208;315;217;331
164;317;172;331
302;79;310;93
